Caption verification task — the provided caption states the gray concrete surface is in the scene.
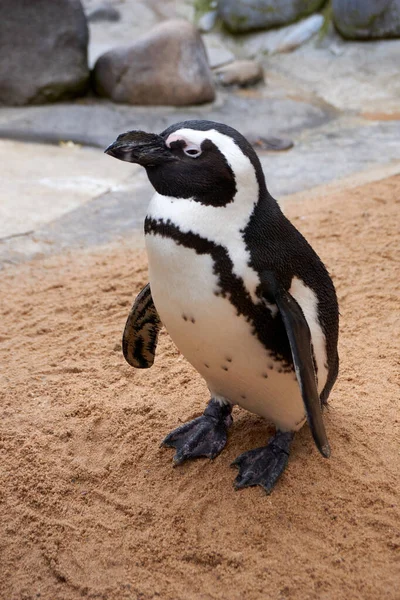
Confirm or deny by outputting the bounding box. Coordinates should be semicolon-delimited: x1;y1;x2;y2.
0;140;139;238
1;113;399;268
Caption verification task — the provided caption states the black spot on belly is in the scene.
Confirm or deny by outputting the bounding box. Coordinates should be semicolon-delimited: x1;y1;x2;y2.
278;368;283;373
221;366;228;371
204;363;210;368
182;314;188;321
262;373;268;379
191;317;195;324
226;357;232;363
241;394;246;400
268;363;274;370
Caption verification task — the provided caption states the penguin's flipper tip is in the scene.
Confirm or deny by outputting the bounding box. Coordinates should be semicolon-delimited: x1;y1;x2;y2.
320;443;331;459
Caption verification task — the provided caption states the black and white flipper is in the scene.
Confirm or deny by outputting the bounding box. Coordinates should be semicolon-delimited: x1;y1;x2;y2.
122;283;162;369
259;271;330;458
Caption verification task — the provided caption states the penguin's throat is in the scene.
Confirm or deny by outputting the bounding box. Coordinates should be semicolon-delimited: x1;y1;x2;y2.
145;192;262;304
147;192;258;239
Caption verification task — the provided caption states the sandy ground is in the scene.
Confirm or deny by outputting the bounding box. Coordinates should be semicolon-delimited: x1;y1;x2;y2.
0;176;399;600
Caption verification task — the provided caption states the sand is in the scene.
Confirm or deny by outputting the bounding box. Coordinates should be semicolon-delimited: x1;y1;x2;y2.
0;175;399;600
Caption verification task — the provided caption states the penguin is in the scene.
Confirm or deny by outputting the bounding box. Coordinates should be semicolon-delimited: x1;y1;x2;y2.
105;120;339;493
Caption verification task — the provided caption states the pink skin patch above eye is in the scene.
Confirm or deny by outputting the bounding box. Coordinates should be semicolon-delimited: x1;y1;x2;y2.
165;133;201;154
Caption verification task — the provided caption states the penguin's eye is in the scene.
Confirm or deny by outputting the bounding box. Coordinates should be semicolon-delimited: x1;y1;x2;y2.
166;135;202;158
183;145;202;158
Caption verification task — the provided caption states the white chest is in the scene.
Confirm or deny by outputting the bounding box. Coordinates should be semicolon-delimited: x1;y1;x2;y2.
145;232;307;432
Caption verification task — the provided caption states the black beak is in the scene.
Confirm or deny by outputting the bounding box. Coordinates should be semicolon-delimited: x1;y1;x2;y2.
104;130;176;167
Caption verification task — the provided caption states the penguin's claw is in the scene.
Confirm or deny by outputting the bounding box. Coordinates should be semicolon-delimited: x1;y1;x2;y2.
162;401;233;465
232;431;294;494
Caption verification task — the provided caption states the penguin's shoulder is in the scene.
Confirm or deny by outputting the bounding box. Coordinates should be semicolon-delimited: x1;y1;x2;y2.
243;195;339;360
243;196;333;290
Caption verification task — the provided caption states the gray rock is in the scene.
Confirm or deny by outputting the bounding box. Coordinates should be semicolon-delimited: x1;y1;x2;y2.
240;14;324;57
214;60;263;86
93;19;215;106
249;136;294;151
198;10;218;32
202;33;236;67
0;0;89;106
87;3;120;22
332;0;400;39
218;0;326;33
272;14;324;52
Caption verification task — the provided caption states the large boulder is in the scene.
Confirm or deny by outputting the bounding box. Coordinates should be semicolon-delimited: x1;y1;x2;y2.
0;0;89;106
93;19;215;106
332;0;400;39
218;0;326;33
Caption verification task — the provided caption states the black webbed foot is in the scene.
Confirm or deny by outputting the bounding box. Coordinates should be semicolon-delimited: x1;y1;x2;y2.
232;431;294;493
161;399;232;465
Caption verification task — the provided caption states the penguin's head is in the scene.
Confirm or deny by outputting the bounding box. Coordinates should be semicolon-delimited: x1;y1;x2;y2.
105;120;266;207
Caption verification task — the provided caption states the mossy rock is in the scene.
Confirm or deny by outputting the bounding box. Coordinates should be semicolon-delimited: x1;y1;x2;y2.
218;0;326;33
332;0;400;39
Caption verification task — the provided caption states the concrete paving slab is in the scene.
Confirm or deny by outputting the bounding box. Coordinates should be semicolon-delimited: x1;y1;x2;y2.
263;118;400;198
0;139;140;238
264;37;400;114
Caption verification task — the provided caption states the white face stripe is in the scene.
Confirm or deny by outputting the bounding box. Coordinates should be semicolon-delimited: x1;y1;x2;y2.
289;276;328;393
166;133;192;147
165;128;253;179
148;128;262;302
166;133;201;156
